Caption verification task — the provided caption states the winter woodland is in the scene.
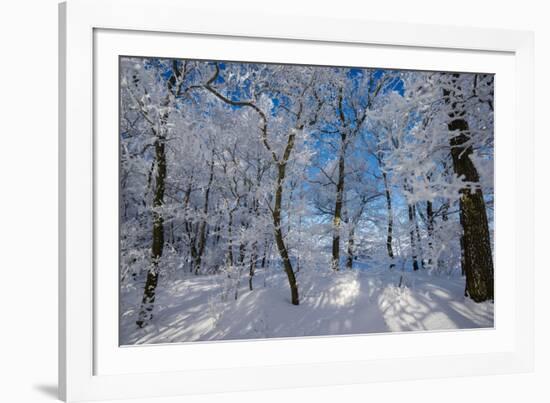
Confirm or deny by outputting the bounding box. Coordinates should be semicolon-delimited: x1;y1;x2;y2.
119;57;494;344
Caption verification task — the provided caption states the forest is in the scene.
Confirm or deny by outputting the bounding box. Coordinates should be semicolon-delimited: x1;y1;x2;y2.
119;56;494;345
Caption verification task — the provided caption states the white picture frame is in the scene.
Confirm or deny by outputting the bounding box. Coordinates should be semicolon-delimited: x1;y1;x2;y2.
59;0;534;401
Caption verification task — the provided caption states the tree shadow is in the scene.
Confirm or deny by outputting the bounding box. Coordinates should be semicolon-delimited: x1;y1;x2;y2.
375;278;493;333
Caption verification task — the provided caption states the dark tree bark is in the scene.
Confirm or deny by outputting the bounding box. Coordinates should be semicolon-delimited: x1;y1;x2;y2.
331;91;347;272
248;198;260;290
249;245;257;291
408;203;420;271
414;204;425;269
235;236;245;301
345;225;355;270
460;235;466;276
445;74;494;302
238;239;246;265
441;200;450;221
426;200;434;267
136;129;167;328
450;127;494;300
331;138;346;271
273;161;299;305
382;171;395;265
227;209;234;267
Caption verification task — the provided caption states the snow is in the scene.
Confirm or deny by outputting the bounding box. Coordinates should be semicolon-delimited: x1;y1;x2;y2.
121;268;493;345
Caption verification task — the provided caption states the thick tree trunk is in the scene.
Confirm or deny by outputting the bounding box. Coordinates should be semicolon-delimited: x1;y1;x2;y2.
136;136;166;328
446;77;494;302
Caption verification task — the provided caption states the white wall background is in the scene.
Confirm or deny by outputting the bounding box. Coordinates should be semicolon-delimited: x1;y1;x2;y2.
0;0;546;402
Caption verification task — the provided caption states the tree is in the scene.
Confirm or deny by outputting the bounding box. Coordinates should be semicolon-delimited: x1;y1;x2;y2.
399;71;494;299
310;68;390;271
444;74;494;301
203;62;322;305
121;58;197;327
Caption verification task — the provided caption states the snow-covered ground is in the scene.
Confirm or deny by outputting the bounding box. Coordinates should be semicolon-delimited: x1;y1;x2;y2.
120;268;494;345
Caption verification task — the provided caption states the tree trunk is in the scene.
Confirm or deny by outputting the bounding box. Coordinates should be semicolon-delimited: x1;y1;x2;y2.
249;244;257;291
426;200;434;267
450;129;494;301
446;77;494;302
441;201;449;221
181;182;197;273
249;228;258;290
136;135;166;328
382;171;395;267
273;162;299;305
345;225;355;270
331;139;346;271
248;199;260;290
227;209;234;267
408;204;420;271
413;204;425;269
460;235;466;276
238;241;246;266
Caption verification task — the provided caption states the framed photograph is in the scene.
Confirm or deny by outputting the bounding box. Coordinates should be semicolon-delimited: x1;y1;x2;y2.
59;0;534;401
